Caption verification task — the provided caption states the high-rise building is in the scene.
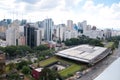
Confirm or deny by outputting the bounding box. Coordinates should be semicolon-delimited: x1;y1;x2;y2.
36;21;44;28
81;20;87;34
78;22;83;30
6;20;20;46
56;24;66;41
24;24;36;48
34;29;42;46
44;18;54;41
104;29;112;39
21;19;27;26
67;20;73;30
6;27;16;45
24;24;42;48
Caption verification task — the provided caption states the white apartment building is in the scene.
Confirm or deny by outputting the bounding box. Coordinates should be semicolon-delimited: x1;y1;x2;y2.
67;20;73;31
34;29;42;46
43;18;54;41
64;30;79;41
6;27;17;45
55;24;66;41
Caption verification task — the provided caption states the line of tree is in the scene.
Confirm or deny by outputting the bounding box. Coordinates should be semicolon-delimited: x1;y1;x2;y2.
0;44;54;60
64;35;104;47
0;46;33;59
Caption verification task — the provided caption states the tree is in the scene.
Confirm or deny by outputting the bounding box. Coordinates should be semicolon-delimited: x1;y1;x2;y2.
34;45;49;51
0;46;5;52
17;46;33;56
16;60;29;70
5;46;17;57
22;66;31;74
6;72;20;80
64;36;104;47
89;39;104;47
7;62;16;72
39;68;63;80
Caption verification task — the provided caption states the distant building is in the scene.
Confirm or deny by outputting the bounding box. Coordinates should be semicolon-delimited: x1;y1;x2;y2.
6;27;17;45
24;24;42;48
36;21;44;28
67;20;73;31
34;29;42;46
81;20;87;34
6;20;20;46
92;26;97;30
78;22;83;30
18;34;25;46
44;18;54;41
55;24;66;41
21;19;27;26
0;26;7;33
84;30;104;39
104;29;112;39
64;30;78;41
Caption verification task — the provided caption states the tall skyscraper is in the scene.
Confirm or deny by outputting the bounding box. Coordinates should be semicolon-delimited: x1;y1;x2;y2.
81;20;87;34
21;19;27;26
34;29;42;46
67;20;73;30
6;27;16;45
56;24;65;41
24;24;35;48
104;29;112;39
6;20;20;46
44;18;54;41
24;24;42;48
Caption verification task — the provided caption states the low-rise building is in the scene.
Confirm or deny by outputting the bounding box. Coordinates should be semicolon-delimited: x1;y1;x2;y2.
56;45;111;65
32;68;43;80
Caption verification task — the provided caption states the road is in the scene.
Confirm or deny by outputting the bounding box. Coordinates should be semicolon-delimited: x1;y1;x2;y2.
77;44;120;80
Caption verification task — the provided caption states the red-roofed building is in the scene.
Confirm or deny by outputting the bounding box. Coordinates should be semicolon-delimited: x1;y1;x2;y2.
32;68;43;80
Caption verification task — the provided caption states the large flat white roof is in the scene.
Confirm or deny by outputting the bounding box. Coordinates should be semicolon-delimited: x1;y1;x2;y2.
55;45;107;63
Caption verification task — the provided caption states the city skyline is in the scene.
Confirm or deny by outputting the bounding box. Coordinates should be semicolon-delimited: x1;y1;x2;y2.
0;0;120;29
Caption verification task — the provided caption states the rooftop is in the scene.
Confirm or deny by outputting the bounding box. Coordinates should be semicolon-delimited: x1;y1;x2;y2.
35;68;43;72
55;45;107;64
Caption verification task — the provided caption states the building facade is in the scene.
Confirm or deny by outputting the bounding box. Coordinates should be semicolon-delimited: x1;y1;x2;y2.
24;24;42;48
44;18;54;41
67;20;73;31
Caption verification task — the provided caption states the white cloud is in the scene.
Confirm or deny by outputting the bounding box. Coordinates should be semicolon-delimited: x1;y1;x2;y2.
0;0;120;29
80;0;120;29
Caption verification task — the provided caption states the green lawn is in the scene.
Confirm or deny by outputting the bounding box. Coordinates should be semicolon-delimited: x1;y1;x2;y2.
59;64;81;77
39;57;58;66
37;56;86;78
105;42;114;48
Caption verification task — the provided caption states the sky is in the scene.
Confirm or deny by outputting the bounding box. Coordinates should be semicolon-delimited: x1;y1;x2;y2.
0;0;120;29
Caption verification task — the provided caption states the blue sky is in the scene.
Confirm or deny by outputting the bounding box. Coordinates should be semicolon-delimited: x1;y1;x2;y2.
94;0;120;6
0;0;120;29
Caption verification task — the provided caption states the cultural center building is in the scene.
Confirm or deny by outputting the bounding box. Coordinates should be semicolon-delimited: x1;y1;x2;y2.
56;45;111;65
